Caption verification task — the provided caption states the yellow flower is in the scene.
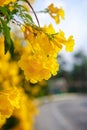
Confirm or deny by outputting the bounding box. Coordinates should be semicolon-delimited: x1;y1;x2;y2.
53;30;75;52
12;88;38;130
47;3;64;24
0;0;16;6
23;24;64;57
0;36;5;57
65;36;75;52
0;93;13;118
0;87;20;127
9;5;14;12
0;55;20;88
19;52;59;83
44;24;55;34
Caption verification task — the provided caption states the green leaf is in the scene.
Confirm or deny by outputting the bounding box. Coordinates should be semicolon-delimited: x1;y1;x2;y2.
24;13;34;23
16;4;28;12
0;19;12;54
0;6;8;16
9;39;14;57
0;6;13;22
11;9;18;15
0;25;2;33
15;3;34;24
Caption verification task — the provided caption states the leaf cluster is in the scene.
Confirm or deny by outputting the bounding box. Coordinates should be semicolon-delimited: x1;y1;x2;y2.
0;1;34;56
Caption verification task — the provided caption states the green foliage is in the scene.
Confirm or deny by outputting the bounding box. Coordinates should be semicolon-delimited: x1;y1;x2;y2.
72;52;87;80
0;1;34;56
14;2;34;25
0;19;14;55
0;5;15;23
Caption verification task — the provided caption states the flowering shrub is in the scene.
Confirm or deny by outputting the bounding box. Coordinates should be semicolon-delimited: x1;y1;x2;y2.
0;0;74;129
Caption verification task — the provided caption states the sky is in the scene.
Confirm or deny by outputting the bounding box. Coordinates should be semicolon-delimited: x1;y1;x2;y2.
33;0;87;68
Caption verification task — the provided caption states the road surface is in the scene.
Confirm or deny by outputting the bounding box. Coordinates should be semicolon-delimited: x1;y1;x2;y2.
34;94;87;130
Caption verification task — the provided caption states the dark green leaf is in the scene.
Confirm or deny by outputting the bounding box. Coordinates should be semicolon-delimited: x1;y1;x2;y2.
24;13;34;23
9;39;14;57
0;25;2;33
0;6;14;22
0;19;11;54
0;6;8;16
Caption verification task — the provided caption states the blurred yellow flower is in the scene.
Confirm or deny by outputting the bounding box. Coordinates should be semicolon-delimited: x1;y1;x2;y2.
65;36;75;52
47;3;64;24
0;0;16;6
0;87;20;127
12;88;38;130
0;36;5;57
0;58;20;88
53;30;75;52
0;114;6;128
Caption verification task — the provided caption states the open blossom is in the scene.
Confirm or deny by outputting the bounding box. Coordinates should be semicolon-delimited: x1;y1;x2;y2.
19;52;59;83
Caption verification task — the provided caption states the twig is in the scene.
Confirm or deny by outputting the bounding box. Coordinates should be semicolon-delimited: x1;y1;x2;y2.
25;0;40;27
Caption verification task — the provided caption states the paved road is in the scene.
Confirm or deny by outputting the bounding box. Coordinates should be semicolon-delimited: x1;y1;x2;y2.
34;95;87;130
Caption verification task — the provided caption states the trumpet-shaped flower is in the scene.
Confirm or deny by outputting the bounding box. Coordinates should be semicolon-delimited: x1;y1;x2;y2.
47;3;64;24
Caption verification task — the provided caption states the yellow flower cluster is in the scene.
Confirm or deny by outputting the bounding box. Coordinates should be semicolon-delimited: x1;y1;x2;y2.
19;24;74;83
0;37;38;129
0;87;20;128
0;56;20;89
47;3;64;24
0;87;38;130
0;48;20;127
12;88;38;130
0;37;22;89
19;52;59;83
0;0;16;6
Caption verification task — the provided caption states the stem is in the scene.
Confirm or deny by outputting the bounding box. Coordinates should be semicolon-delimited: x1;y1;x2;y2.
25;0;40;27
